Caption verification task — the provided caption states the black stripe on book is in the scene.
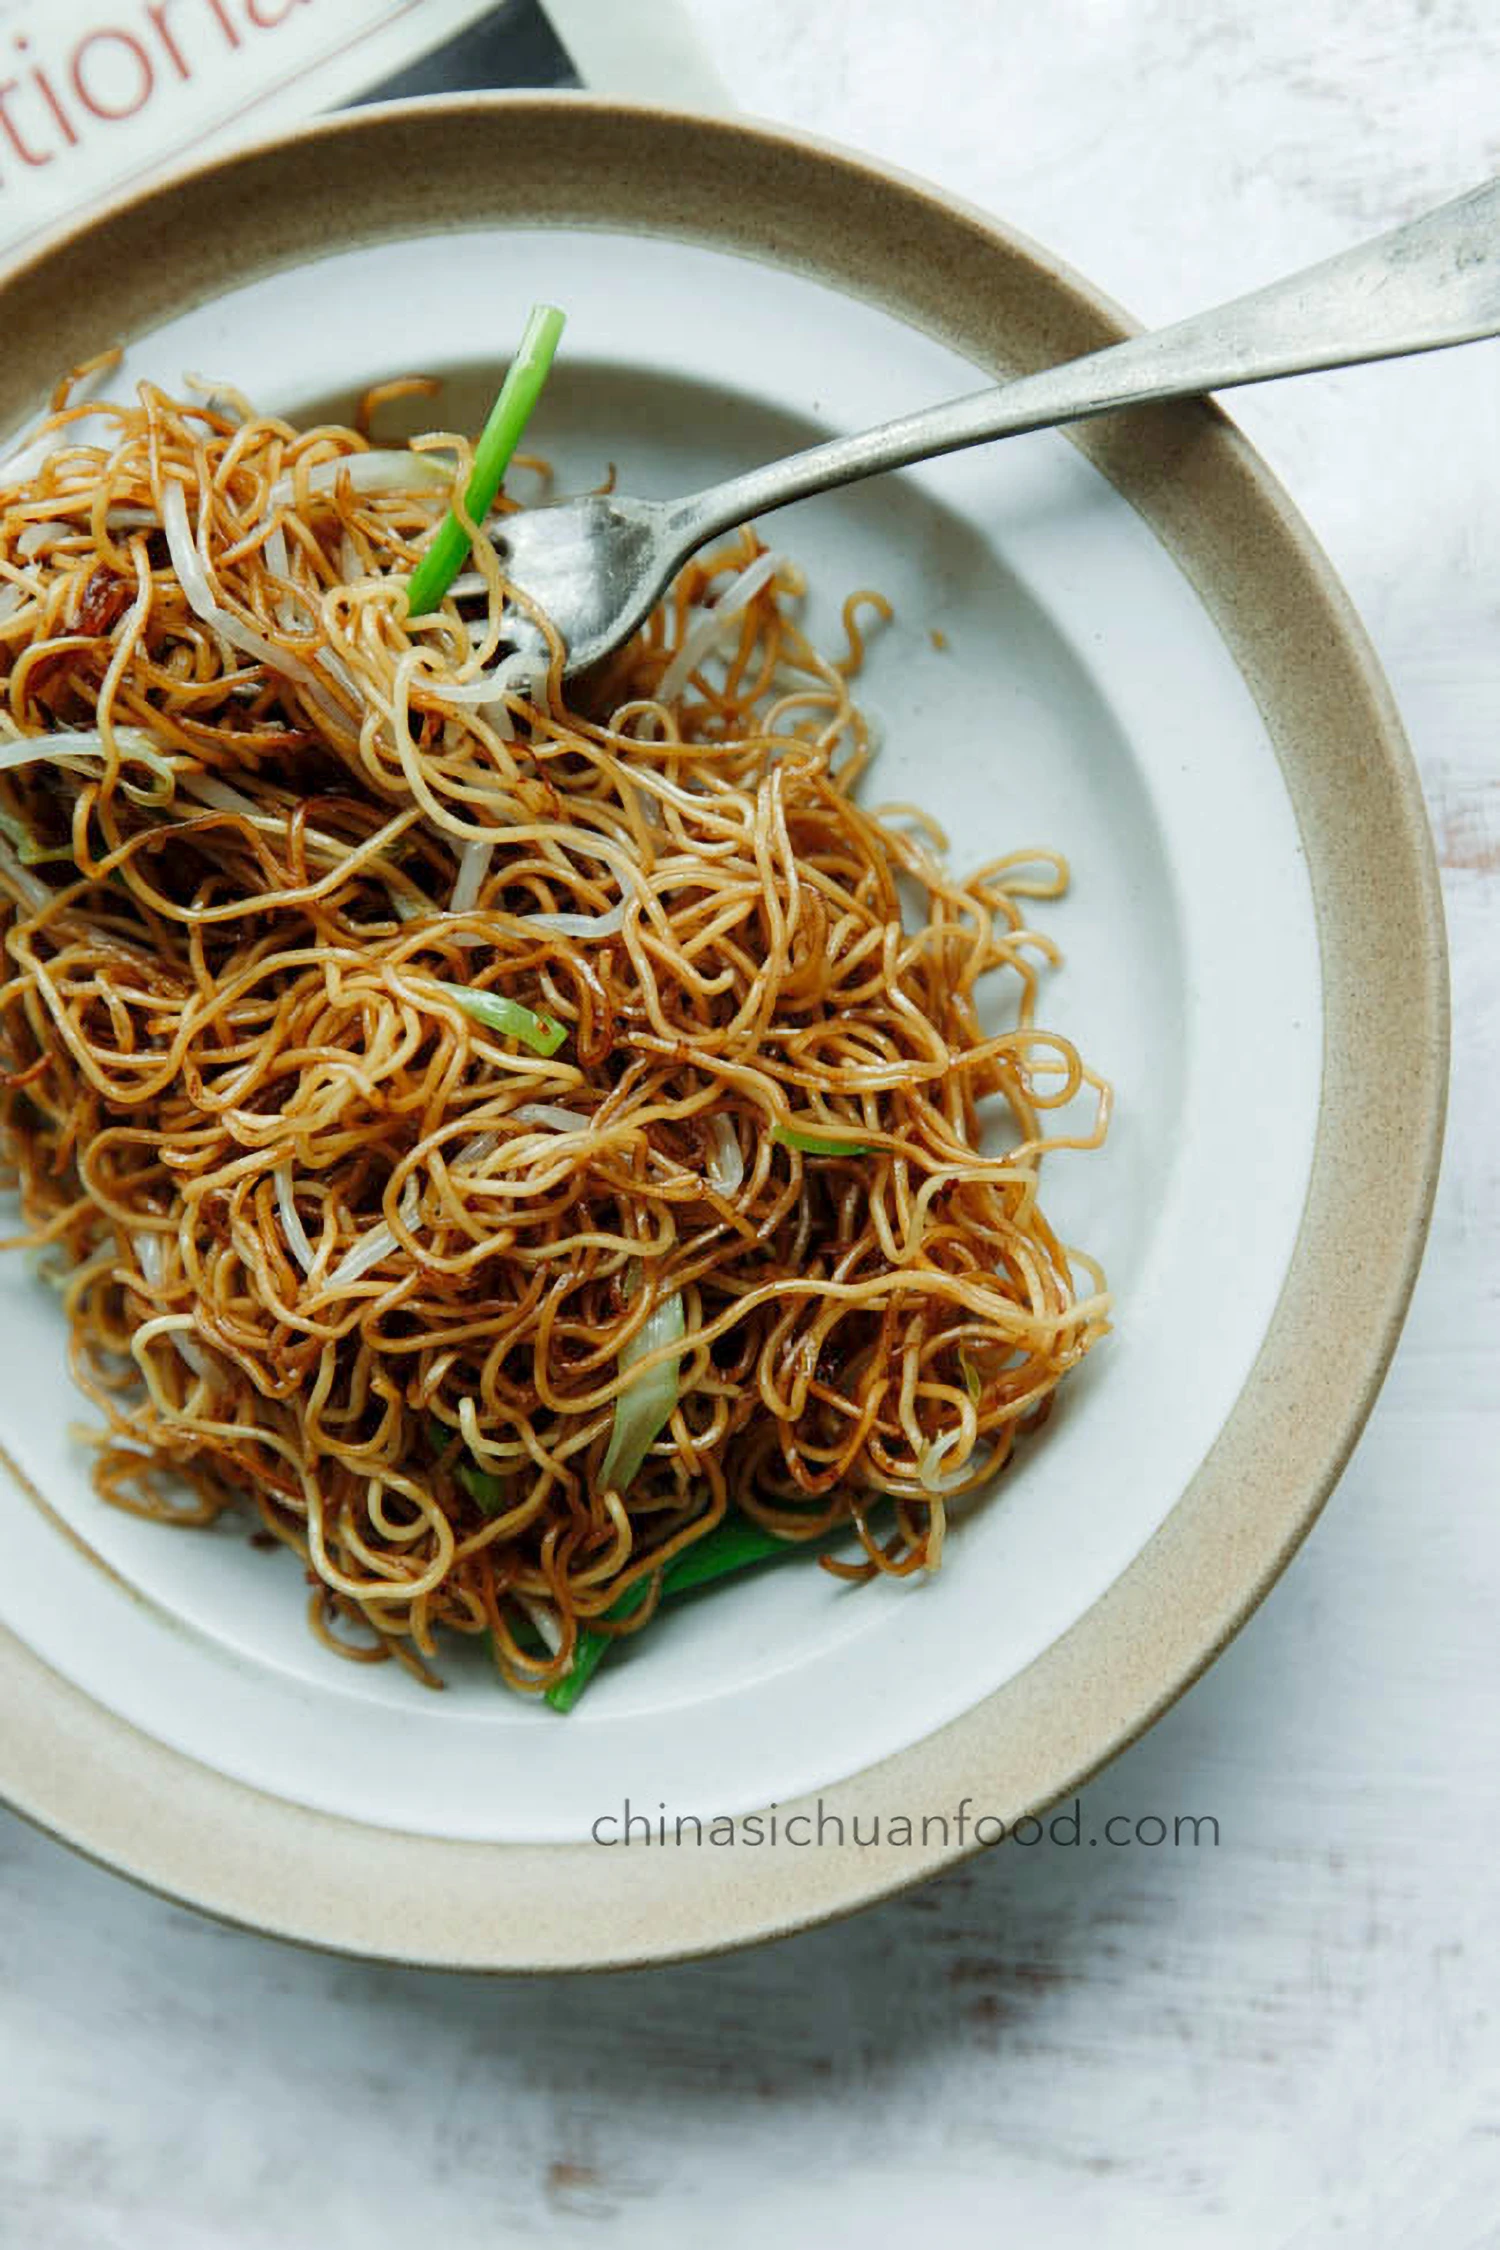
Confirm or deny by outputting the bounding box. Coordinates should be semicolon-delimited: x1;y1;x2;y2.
350;0;580;102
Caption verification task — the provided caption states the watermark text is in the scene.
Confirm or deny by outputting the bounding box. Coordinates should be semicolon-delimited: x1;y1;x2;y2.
589;1797;1220;1850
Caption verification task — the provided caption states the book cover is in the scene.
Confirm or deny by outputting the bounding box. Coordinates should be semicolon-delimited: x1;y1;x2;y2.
0;0;726;270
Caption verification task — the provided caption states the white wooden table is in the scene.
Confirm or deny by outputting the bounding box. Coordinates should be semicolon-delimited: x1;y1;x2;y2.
4;4;1497;2242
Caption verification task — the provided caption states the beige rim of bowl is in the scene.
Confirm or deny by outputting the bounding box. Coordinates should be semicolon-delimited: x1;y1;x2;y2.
0;97;1448;1971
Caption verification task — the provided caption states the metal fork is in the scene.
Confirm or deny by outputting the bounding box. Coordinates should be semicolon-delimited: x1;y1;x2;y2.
490;176;1499;677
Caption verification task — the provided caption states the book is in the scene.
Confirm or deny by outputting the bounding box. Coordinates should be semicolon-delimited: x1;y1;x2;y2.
0;0;727;271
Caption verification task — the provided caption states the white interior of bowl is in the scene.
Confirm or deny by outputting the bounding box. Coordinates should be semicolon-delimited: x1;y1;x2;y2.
0;228;1321;1842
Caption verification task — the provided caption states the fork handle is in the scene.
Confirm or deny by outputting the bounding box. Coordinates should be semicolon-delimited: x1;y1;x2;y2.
667;174;1500;550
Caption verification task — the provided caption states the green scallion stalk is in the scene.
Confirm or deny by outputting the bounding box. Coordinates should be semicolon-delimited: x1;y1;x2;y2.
543;1515;801;1714
599;1290;685;1494
658;1516;791;1595
405;302;566;618
544;1576;654;1715
457;1459;507;1514
772;1123;873;1156
436;980;566;1056
0;805;71;866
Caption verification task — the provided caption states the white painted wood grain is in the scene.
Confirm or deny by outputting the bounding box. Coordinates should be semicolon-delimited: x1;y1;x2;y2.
2;4;1497;2243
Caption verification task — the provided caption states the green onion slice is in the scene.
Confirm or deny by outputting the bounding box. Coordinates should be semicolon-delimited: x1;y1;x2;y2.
0;805;71;866
659;1516;791;1596
457;1459;507;1514
544;1578;652;1714
772;1123;873;1156
544;1514;796;1714
599;1289;684;1495
436;980;566;1056
405;303;566;617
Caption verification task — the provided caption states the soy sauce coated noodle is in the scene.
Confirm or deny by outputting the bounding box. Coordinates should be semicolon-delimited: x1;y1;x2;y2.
0;367;1110;1695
